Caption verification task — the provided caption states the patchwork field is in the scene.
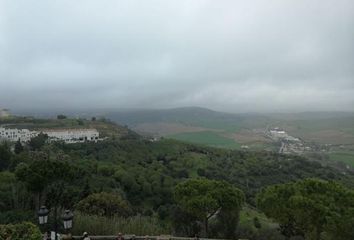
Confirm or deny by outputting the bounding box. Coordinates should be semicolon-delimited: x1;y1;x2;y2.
280;117;354;144
68;107;354;151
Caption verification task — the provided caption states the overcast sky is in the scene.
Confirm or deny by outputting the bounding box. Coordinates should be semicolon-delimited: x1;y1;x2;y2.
0;0;353;113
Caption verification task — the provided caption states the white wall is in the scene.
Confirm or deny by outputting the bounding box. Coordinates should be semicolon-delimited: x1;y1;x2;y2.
0;127;99;143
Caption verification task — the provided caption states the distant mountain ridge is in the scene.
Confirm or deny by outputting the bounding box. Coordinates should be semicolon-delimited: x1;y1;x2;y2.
106;107;354;126
106;107;244;126
13;106;354;124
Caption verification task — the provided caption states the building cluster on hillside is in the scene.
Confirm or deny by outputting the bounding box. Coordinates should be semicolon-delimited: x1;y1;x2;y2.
0;127;99;144
269;128;301;142
268;128;309;154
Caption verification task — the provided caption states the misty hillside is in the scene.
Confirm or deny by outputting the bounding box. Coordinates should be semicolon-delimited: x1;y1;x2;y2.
106;107;354;128
104;108;354;170
107;107;268;127
105;107;354;141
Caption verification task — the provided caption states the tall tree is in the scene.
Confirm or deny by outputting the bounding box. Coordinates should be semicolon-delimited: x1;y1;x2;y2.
174;178;244;238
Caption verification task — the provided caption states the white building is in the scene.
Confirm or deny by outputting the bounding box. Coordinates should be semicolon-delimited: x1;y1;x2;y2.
44;129;99;143
0;127;38;142
269;130;287;139
0;127;99;144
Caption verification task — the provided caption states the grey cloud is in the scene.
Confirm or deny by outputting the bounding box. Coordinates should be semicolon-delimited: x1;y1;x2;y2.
0;0;353;112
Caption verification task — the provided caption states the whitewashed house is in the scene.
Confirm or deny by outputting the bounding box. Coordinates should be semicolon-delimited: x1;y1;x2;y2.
43;129;99;143
0;127;99;144
0;127;38;142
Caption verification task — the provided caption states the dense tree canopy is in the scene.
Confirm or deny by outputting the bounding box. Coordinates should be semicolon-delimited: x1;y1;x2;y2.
15;158;86;209
0;172;16;211
257;178;354;240
28;133;48;151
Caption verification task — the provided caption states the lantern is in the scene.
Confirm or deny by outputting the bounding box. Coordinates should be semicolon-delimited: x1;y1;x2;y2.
62;210;74;229
38;206;49;225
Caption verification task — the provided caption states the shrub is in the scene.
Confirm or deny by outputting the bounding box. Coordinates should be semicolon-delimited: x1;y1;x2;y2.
76;192;133;217
0;222;41;240
253;217;261;229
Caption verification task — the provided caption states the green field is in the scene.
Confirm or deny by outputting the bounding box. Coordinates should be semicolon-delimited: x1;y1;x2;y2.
328;151;354;167
168;131;241;149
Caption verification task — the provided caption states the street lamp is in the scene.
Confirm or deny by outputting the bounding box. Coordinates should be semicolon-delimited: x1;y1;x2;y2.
38;206;74;240
62;210;74;230
38;206;49;225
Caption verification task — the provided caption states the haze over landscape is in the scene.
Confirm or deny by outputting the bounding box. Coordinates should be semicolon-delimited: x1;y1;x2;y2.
1;0;354;112
1;1;354;239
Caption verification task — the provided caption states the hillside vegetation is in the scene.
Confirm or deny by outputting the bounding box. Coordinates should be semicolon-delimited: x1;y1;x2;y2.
1;117;354;239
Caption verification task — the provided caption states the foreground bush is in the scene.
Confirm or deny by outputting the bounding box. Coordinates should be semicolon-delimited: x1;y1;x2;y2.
76;192;133;217
72;212;170;236
0;221;41;240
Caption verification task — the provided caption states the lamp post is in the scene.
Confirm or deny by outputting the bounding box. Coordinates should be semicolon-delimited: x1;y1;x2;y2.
37;206;74;240
38;206;49;225
62;210;74;230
